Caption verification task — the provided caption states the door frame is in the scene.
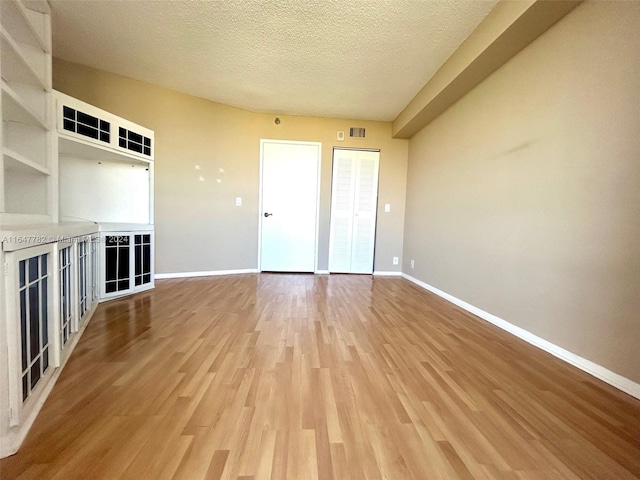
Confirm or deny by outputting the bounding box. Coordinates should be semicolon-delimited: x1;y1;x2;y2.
258;139;322;273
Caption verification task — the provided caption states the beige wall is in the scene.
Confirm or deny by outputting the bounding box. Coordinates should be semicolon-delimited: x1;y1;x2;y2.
53;59;408;274
404;1;640;383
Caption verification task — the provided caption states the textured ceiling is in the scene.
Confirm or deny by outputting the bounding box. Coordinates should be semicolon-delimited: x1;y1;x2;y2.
50;0;498;121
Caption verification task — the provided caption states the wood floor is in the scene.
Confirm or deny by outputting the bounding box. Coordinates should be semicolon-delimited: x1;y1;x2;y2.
2;274;639;480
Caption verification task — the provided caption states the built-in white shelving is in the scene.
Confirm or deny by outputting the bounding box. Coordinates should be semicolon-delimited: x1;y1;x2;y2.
3;147;50;175
0;2;155;457
2;0;50;53
1;81;47;129
0;28;47;89
0;0;52;223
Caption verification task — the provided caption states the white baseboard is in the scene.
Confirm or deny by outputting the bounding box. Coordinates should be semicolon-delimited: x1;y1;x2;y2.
401;273;640;401
157;269;338;278
313;271;402;276
155;269;259;279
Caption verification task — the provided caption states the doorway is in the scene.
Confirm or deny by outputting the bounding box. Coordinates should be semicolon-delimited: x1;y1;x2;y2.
328;148;380;274
259;140;321;272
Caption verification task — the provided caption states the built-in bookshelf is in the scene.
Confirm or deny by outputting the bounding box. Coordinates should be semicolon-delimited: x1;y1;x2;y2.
0;0;53;224
0;1;155;457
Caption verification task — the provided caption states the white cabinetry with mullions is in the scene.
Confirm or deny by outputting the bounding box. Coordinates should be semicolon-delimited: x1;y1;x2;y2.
100;227;154;300
2;225;98;434
0;3;156;457
55;91;156;301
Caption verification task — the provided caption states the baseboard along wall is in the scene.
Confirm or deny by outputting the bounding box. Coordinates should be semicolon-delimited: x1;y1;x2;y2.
401;273;640;400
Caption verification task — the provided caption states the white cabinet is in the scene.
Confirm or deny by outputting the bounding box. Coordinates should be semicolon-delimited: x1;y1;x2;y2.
53;92;155;301
55;91;154;226
57;240;74;353
53;234;97;365
2;228;98;434
77;235;93;324
0;7;155;458
0;0;53;224
328;148;380;274
5;244;54;423
100;227;154;300
55;91;154;162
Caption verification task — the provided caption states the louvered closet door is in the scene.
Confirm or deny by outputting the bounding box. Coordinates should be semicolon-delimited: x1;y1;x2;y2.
328;149;380;274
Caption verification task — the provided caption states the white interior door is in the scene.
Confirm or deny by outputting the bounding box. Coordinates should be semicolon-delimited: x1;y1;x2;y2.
328;149;380;274
260;140;321;272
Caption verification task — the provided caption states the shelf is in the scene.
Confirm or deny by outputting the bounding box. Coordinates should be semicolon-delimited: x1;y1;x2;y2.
58;135;152;166
3;147;49;175
19;1;49;52
0;221;98;251
0;0;49;53
3;165;47;217
1;27;48;89
0;212;51;228
1;80;48;129
98;223;154;232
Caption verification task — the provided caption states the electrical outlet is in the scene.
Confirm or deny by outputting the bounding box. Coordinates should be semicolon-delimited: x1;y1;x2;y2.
393;257;399;265
235;197;242;206
384;203;391;213
410;259;415;269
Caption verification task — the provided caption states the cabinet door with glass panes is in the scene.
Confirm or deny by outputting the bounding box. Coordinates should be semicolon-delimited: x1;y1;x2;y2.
57;240;76;361
100;231;154;300
76;235;97;326
133;233;152;288
91;234;100;304
5;244;54;426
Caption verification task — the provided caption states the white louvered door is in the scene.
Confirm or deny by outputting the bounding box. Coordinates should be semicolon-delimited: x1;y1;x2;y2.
328;149;380;274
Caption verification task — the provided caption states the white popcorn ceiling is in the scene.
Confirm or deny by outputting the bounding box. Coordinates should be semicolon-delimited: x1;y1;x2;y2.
50;0;498;121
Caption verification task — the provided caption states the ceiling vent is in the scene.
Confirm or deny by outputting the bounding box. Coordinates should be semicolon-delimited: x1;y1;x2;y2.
349;127;366;138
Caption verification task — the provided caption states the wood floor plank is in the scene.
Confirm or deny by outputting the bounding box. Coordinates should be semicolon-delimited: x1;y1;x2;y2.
1;274;639;479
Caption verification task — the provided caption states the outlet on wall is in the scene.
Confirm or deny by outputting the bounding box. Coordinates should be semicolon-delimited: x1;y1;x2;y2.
393;257;399;265
410;259;415;269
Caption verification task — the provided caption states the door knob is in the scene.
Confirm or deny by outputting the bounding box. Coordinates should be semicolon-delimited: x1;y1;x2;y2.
264;212;273;217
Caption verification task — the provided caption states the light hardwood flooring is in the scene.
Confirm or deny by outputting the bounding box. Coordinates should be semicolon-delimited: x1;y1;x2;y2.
1;274;639;479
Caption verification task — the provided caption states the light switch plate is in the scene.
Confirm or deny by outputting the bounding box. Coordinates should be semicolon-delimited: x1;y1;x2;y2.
235;197;242;206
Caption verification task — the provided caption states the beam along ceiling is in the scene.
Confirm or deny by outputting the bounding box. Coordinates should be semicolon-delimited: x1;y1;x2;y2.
50;0;498;122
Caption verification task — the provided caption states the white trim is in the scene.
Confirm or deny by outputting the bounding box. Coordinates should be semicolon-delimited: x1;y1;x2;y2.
402;273;640;401
316;270;330;275
373;271;402;276
155;269;259;279
96;283;154;304
258;139;322;273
